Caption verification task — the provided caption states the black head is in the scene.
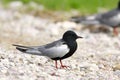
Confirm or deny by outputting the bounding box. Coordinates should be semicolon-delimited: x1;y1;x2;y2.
62;30;83;41
118;1;120;9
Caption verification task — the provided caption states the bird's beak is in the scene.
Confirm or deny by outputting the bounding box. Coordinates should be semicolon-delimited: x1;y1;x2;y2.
77;36;83;38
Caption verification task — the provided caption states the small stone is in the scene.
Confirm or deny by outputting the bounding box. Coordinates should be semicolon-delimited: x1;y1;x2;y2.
113;64;120;71
1;69;7;74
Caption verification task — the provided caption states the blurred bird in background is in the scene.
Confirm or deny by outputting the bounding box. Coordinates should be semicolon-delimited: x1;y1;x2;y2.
70;1;120;36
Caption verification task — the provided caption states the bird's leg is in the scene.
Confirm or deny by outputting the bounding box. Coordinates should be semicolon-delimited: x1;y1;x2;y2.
113;27;118;36
60;60;67;68
55;60;58;69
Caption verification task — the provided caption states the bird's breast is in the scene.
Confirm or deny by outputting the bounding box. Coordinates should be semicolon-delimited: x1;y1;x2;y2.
60;41;77;59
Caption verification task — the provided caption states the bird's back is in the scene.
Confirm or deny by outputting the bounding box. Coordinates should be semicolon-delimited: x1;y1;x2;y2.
38;39;70;59
97;9;120;27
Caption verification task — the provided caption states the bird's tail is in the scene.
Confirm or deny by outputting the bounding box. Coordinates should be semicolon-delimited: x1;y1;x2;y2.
70;16;86;23
13;44;42;56
70;15;100;25
13;44;30;53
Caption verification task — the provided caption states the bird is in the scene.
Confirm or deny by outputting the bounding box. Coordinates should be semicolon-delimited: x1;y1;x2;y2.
13;30;83;69
70;1;120;36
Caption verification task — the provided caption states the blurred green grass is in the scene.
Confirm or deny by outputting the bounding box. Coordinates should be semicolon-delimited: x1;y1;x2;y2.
2;0;119;14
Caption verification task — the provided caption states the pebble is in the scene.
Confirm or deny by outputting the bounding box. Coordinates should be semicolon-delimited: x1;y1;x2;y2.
113;64;120;71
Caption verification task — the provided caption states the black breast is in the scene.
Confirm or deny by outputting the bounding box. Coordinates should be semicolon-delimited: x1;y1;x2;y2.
61;41;77;59
52;40;77;60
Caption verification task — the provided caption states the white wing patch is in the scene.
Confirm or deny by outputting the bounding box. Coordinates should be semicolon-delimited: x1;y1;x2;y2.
109;14;120;25
43;44;69;58
26;49;42;55
117;14;120;18
110;14;120;20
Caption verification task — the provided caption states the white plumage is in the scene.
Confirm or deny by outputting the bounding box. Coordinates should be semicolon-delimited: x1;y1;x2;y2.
42;44;69;58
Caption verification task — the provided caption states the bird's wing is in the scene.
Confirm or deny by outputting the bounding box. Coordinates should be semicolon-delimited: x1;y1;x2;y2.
13;39;69;58
98;9;120;26
38;39;70;58
100;9;119;19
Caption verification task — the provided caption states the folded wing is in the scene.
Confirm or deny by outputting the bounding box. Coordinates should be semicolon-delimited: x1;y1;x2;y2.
13;39;69;58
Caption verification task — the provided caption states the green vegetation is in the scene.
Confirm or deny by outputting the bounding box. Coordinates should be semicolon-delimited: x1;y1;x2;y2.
1;0;119;14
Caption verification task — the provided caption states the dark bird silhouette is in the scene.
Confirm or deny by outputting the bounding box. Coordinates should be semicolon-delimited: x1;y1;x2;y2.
13;30;83;68
70;1;120;36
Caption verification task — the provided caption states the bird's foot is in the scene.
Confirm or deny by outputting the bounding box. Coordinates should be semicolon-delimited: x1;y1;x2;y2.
60;65;69;69
113;32;119;36
113;27;119;36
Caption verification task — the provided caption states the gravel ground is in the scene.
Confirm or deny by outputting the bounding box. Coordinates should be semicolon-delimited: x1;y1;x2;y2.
0;1;120;80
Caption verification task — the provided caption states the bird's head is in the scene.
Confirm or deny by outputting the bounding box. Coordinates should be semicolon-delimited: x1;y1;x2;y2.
118;0;120;9
63;30;83;41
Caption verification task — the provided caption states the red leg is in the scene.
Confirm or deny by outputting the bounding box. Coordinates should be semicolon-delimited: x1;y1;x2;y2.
55;60;58;69
60;60;67;68
113;27;118;36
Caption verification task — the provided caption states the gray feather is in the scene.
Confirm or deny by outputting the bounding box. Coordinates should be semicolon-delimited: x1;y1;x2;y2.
13;39;69;58
71;8;120;27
